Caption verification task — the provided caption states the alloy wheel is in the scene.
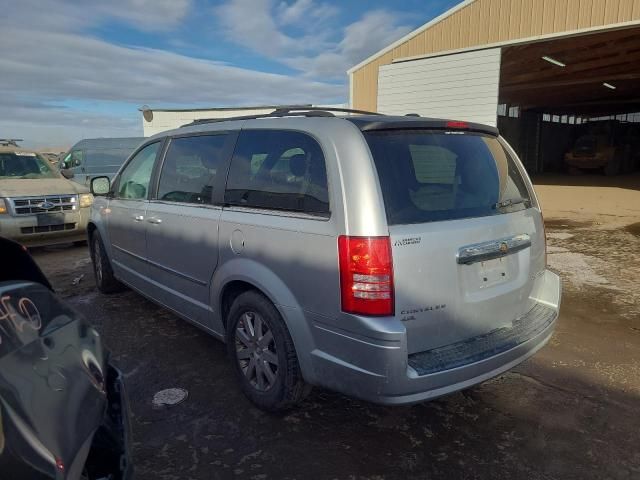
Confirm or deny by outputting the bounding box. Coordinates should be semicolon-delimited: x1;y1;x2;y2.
235;311;279;391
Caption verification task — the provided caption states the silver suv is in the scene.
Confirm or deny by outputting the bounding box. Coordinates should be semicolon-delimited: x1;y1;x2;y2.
88;107;561;411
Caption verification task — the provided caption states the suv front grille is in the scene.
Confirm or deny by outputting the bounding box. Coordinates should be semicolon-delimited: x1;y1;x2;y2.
11;195;77;215
21;223;76;235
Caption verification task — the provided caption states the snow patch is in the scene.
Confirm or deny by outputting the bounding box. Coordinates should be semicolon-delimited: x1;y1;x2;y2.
546;232;574;240
547;251;612;288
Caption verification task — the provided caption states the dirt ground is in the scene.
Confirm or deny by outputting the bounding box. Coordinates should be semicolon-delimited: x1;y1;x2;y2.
30;177;640;480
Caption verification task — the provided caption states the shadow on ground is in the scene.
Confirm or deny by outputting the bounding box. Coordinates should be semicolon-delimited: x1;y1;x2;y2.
67;287;639;480
31;242;640;480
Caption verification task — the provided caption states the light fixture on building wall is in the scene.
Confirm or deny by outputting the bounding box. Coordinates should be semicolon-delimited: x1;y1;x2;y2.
603;82;616;90
541;56;566;67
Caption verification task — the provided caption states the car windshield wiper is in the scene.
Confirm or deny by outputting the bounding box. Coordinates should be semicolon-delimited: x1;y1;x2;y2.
493;197;528;209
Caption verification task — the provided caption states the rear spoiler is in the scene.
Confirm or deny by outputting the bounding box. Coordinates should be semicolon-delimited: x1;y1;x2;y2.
353;119;499;136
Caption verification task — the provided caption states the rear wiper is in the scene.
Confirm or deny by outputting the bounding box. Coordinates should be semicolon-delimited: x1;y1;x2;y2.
493;197;528;209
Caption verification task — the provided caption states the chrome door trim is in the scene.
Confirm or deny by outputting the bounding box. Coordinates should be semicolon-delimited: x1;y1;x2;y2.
456;233;531;265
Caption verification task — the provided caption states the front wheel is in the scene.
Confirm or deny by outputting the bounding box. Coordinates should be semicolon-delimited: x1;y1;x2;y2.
91;232;124;294
226;291;310;411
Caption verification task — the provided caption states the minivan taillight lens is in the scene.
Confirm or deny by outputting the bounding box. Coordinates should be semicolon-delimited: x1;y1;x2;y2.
338;236;394;316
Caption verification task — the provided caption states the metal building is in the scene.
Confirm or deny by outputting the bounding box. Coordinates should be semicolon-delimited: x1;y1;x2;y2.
348;0;640;174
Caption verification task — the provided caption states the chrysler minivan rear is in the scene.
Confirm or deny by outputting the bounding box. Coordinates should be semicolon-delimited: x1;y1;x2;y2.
327;122;561;404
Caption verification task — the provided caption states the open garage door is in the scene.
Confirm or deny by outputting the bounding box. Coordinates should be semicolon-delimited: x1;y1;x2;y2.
377;48;501;126
499;26;640;175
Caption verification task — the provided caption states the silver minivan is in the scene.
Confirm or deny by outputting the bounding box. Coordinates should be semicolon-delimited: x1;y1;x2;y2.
88;107;561;411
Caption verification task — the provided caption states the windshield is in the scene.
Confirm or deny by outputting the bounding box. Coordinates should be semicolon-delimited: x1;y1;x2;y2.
0;152;60;179
365;130;533;225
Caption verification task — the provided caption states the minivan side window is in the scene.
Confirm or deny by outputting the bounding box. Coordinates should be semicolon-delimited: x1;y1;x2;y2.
225;130;329;215
157;135;227;205
116;142;160;200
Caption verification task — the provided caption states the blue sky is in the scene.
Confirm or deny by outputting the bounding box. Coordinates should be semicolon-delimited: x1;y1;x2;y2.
0;0;458;147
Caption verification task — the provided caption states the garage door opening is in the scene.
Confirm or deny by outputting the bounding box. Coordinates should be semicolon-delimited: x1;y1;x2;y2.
498;26;640;179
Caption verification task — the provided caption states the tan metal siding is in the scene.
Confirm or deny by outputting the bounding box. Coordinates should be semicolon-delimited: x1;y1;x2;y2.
351;0;640;111
577;0;594;28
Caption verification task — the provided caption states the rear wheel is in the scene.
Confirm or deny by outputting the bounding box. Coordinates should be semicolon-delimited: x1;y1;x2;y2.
91;232;123;294
226;290;310;411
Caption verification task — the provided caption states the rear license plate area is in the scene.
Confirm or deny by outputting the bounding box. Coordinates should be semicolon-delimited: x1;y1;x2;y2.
477;257;510;289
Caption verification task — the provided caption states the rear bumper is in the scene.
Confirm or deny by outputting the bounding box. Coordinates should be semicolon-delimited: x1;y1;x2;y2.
0;208;89;246
305;269;561;405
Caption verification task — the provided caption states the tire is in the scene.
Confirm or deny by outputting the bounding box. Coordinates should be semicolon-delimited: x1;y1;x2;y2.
226;290;310;411
91;232;123;294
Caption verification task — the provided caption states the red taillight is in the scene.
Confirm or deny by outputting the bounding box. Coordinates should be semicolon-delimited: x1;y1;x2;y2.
338;236;394;316
446;120;469;129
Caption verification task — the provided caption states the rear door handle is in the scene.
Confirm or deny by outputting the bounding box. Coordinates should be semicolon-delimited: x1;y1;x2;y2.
457;234;531;265
133;215;144;222
147;217;162;224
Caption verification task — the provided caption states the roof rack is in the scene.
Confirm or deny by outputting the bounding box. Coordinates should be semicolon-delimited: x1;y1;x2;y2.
0;139;23;147
182;105;382;127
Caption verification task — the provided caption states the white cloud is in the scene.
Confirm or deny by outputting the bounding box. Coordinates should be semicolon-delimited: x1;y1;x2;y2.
3;0;192;32
0;0;345;146
214;0;330;57
276;0;338;26
284;11;413;78
0;28;341;104
1;0;416;146
214;1;413;79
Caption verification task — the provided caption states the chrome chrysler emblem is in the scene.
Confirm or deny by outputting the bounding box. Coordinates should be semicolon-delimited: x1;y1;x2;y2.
499;242;509;254
38;201;56;210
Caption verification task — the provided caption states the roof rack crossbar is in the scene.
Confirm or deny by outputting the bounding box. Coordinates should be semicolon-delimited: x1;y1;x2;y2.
181;105;381;128
274;105;381;116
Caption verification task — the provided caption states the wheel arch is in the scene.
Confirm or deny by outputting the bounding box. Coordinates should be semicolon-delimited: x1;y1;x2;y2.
213;258;316;380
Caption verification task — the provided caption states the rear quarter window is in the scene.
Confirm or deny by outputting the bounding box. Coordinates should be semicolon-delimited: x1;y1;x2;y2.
224;130;330;216
365;130;532;225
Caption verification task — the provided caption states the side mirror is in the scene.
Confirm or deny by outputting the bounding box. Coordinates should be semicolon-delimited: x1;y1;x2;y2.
91;176;111;196
61;168;75;179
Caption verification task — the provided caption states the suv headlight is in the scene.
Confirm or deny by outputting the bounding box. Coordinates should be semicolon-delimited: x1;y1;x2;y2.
0;198;7;215
79;193;94;208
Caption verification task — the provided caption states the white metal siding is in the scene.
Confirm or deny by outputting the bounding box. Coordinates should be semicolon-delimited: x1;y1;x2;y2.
141;104;349;136
142;108;274;136
377;48;501;127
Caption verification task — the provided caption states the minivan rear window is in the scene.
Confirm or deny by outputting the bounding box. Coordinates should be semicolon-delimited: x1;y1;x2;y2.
365;130;532;225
